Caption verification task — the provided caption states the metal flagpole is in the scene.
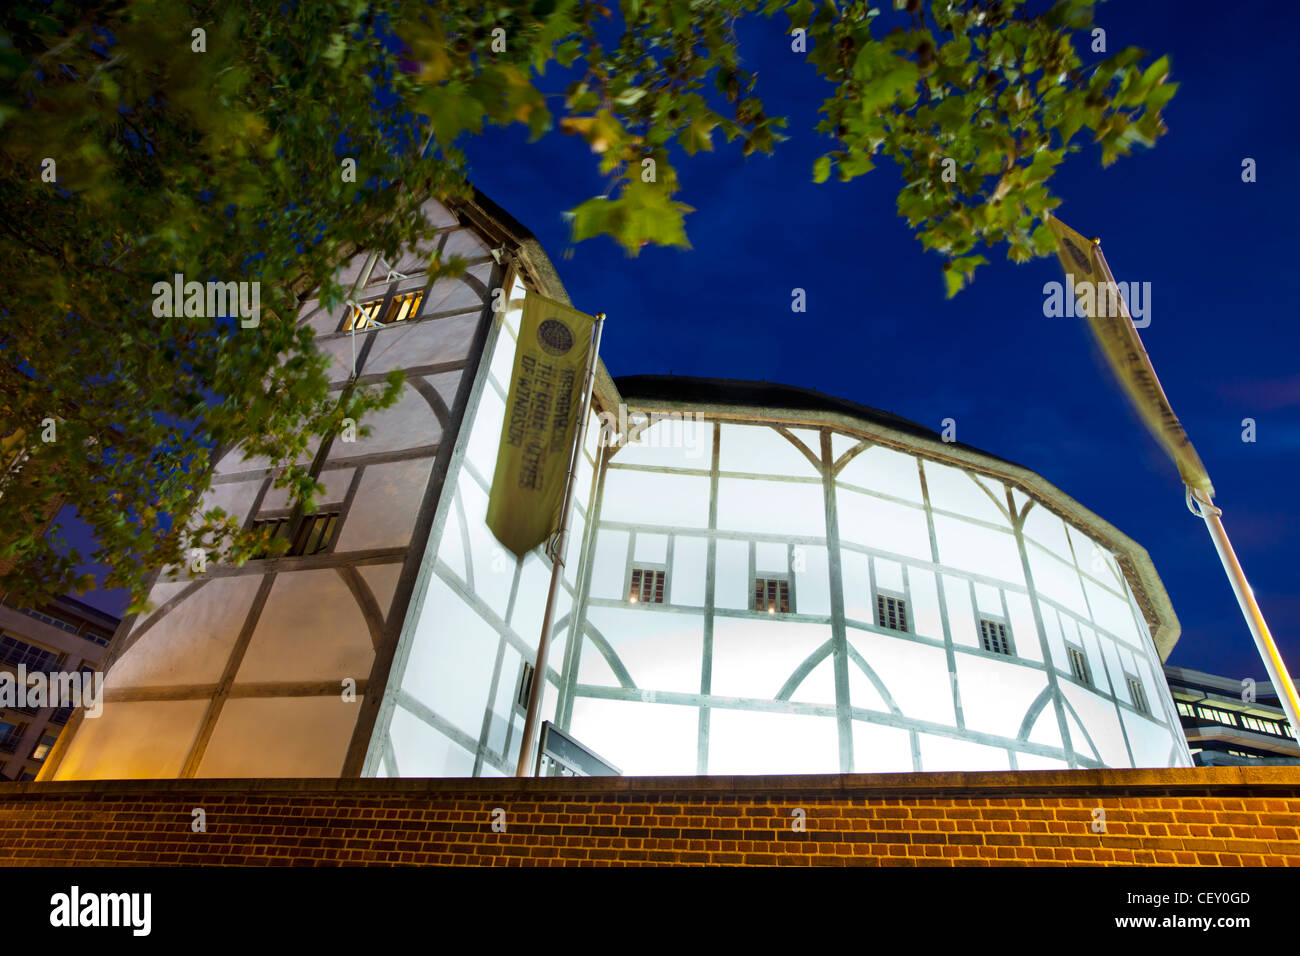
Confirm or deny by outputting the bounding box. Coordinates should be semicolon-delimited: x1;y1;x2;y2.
1187;487;1300;745
1087;241;1300;746
514;311;606;777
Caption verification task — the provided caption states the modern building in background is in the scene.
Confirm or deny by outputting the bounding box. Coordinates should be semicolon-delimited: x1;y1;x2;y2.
0;593;113;780
41;190;1195;781
1164;665;1299;765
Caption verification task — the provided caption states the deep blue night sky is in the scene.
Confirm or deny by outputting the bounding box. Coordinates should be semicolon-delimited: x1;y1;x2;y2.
66;1;1298;685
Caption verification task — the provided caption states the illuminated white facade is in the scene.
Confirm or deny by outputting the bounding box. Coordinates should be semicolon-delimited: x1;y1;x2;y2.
45;192;1192;780
563;397;1191;774
375;342;1193;775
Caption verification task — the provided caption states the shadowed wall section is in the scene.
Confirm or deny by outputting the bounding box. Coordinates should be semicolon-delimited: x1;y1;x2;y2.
40;198;515;780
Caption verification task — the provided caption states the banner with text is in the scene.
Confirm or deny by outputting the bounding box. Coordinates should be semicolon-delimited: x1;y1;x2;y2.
486;293;596;557
1046;212;1214;496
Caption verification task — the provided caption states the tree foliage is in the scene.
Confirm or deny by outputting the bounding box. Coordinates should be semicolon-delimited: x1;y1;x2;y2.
0;0;1175;611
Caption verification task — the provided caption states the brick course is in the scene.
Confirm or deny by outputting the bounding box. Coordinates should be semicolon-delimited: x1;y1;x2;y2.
0;767;1296;866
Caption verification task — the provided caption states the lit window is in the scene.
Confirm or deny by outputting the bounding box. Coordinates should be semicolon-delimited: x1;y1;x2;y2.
1176;701;1195;718
1195;706;1237;727
1126;677;1149;715
876;594;908;633
1067;646;1091;686
295;512;340;556
341;288;424;331
1242;715;1283;736
628;567;666;605
249;512;340;559
31;733;58;762
979;618;1011;655
754;577;791;614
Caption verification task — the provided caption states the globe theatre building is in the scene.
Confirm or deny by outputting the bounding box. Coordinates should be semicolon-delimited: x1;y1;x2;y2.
40;191;1193;781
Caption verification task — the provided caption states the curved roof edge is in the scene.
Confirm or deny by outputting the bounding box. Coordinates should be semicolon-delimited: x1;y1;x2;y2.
599;374;1182;661
288;184;572;308
447;188;571;306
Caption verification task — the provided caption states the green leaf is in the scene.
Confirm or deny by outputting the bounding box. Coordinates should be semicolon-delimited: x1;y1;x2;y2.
323;33;346;67
943;267;965;298
678;116;716;155
1144;81;1177;114
812;154;832;184
787;0;815;29
569;176;695;255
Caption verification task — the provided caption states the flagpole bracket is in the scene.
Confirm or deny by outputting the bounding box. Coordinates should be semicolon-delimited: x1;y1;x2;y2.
545;531;566;567
1186;485;1221;518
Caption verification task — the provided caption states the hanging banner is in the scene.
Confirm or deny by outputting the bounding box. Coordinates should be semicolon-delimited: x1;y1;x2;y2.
486;292;597;557
1045;212;1214;496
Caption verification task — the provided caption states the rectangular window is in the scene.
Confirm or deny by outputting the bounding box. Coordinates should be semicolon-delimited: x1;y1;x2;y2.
294;512;340;557
0;720;28;754
979;618;1011;655
628;567;666;605
517;663;535;710
1067;646;1091;686
1126;677;1149;715
249;512;340;559
876;594;908;633
249;516;293;558
1194;705;1238;726
1242;715;1275;734
31;733;58;762
754;577;791;614
0;634;60;671
18;607;80;636
1175;701;1195;718
341;288;424;332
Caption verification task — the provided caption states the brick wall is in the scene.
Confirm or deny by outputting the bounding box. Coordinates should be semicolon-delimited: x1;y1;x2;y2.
0;767;1296;866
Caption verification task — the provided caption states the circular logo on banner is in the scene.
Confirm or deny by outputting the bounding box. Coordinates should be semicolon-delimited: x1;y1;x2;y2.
1062;238;1091;272
537;317;574;356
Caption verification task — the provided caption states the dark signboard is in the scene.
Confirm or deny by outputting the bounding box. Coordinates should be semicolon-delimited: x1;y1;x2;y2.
535;721;621;777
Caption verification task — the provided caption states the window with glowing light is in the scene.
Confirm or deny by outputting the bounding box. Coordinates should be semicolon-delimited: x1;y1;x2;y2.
628;567;667;604
31;733;58;761
340;288;424;331
753;577;791;614
248;511;340;559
